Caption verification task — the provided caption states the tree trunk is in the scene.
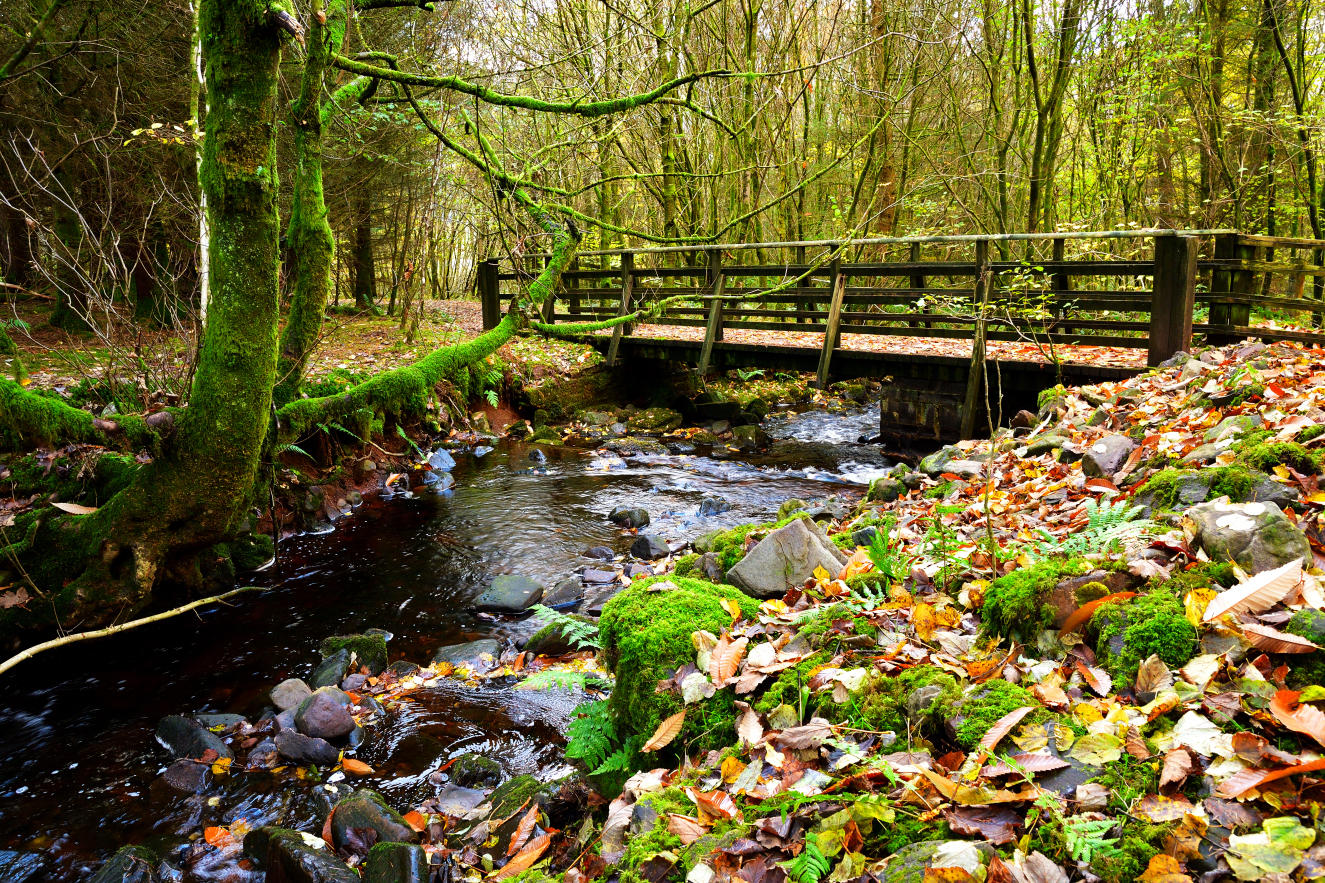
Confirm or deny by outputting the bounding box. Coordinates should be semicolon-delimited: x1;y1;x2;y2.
351;187;377;311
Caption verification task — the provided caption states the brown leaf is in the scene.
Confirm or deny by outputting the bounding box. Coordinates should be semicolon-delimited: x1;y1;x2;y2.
943;806;1021;845
1159;748;1193;791
492;833;551;881
1059;592;1136;636
685;787;742;822
982;753;1070;778
1134;655;1174;695
708;635;748;684
1241;622;1320;653
1073;660;1112;696
507;804;540;856
51;501;97;515
0;587;31;609
736;704;763;748
1231;731;1300;767
340;757;375;776
1269;689;1325;749
667;814;709;846
775;721;833;750
979;706;1034;752
1213;757;1325;798
1124;727;1151;760
1136;854;1192;883
642;710;686;752
1202;559;1303;622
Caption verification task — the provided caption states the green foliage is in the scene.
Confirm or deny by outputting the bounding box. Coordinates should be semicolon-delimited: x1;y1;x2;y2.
1030;497;1151;558
529;604;602;651
301;367;369;399
783;841;830;883
1085;754;1159;810
1236;439;1323;475
1062;816;1120;863
952;680;1040;750
864;516;907;587
516;670;594;692
565;699;627;774
921;505;964;590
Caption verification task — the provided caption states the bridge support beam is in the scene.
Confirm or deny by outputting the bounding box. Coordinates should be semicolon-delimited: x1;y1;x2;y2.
814;253;845;387
1148;235;1197;367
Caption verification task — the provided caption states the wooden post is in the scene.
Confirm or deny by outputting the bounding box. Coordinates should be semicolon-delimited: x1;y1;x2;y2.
815;250;846;388
960;239;991;439
1209;233;1255;343
606;251;634;368
478;259;500;330
697;248;725;376
908;241;926;329
1148;235;1197;367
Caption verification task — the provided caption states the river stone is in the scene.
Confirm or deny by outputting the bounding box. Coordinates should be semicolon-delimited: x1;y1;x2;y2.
363;842;429;883
295;687;355;740
605;436;666;456
542;578;584;608
487;774;561;817
248;828;358;881
450;753;504;788
432;639;502;671
524;613;596;656
583;567;617;584
1186;500;1311;573
698;495;730;516
731;425;768;449
320;634;389;676
162;758;210;792
275;731;341;766
330;790;416;851
272;678;313;712
476;574;544;612
609;506;650;528
698;552;725;583
918;444;962;475
1082;435;1136;478
1205;414;1262;442
630;534;670;559
585;545;615;560
156;714;232;760
0;851;46;883
427;449;457;471
629;407;682;432
852;525;881;548
727;517;848;599
193;712;246;731
311;649;352;689
88;845;158;883
435;783;489;816
866;476;906;503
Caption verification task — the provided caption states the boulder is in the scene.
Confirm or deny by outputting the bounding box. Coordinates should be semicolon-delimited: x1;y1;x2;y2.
697;495;730;516
274;731;341;766
605;436;667;456
852;526;881;548
1024;434;1078;461
1042;569;1141;628
1081;435;1136;478
629;407;683;432
918;445;962;476
1204;414;1262;443
541;578;584;608
271;678;313;712
295;688;355;741
1186;500;1311;574
0;851;46;883
320;634;389;676
310;649;352;689
609;506;650;528
726;518;848;599
449;753;504;788
427;449;457;471
584;545;615;560
432;639;502;672
697;552;725;582
630;535;670;559
246;827;358;881
362;843;429;883
161;758;210;793
476;574;544;612
155;715;232;760
330;790;416;852
88;845;158;883
731;425;768;450
866;476;906;503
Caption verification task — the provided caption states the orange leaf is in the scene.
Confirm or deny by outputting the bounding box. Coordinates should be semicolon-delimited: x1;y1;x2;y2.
642;710;686;752
979;706;1034;751
913;603;937;641
1059;592;1136;636
340;758;375;776
402;810;428;832
1214;756;1325;798
667;813;709;845
507;804;540;856
1137;854;1192;883
1241;623;1320;654
203;826;233;848
1270;689;1325;749
708;636;747;684
491;833;551;880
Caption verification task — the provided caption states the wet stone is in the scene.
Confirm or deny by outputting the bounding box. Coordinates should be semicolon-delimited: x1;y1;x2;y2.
630;534;670;559
697;495;730;516
432;639;502;672
583;567;617;585
341;673;368;692
310;649;352;689
542;578;584;608
320;633;389;676
295;688;355;740
434;783;488;816
450;753;504;788
89;845;158;883
192;712;245;731
274;731;341;766
271;678;313;712
155;715;232;761
362;842;429;883
259;828;358;882
476;574;544;612
0;850;46;883
162;759;210;793
609;506;650;528
584;545;615;561
330;790;416;851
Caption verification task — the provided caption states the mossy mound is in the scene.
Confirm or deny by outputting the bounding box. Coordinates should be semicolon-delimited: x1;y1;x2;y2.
1138;466;1262;510
599;576;759;752
979;558;1091;642
1284;610;1325;688
950;679;1041;750
319;633;389;676
1089;589;1196;683
1234;431;1325;475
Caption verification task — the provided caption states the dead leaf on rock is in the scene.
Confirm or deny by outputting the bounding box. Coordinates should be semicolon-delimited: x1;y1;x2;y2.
642;710;686;752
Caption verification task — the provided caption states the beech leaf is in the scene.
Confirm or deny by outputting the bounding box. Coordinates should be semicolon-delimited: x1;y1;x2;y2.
1202;559;1303;622
642;710;686;752
492;833;551;881
1269;690;1325;749
1059;592;1137;635
979;706;1035;752
1241;622;1320;654
667;813;709;845
51;501;97;515
708;635;748;684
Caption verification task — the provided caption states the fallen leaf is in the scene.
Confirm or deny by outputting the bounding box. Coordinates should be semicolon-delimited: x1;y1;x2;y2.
1069;732;1123;765
1135;655;1174;695
1215;757;1325;798
340;758;374;776
1137;854;1192;883
943;805;1022;845
1241;623;1320;654
507;804;540;856
1270;690;1325;749
667;813;709;845
1059;592;1136;636
203;826;234;848
1225;816;1315;879
51;501;97;515
979;707;1035;752
1160;748;1194;791
642;710;686;752
1203;559;1303;622
402;810;427;832
708;635;748;684
492;833;551;880
913;603;937;641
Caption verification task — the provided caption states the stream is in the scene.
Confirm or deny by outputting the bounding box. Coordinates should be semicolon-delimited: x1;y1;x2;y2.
0;402;889;880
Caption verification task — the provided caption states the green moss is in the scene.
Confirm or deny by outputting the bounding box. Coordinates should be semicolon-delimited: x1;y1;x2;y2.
923;481;953;499
599;576;759;752
1139;465;1262;510
231;533;274;570
673;553;700;577
1074;581;1109;605
1085;755;1159;810
1235;436;1324;475
980;558;1091;641
867;815;952;857
1226;383;1265;407
951;680;1040;750
1284;611;1325;688
1101;820;1173;883
319;633;389;675
1301;425;1325;443
1037;385;1067;410
753;652;831;716
1090;589;1196;683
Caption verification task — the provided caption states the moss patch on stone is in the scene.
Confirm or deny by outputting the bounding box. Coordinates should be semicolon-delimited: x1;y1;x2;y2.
1090;589;1196;683
951;680;1041;750
979;558;1091;641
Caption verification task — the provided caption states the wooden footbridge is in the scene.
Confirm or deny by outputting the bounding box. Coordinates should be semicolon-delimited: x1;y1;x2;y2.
479;230;1325;446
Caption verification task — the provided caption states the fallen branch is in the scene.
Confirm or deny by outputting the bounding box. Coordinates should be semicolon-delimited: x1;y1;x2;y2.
0;584;265;678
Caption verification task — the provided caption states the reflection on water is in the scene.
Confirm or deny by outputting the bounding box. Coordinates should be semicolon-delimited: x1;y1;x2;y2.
0;411;888;878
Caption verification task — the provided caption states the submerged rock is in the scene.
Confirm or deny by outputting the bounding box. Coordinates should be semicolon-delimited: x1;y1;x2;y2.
449;753;504;788
155;715;232;760
609;506;650;528
1186;499;1311;573
432;639;502;671
246;827;358;881
476;574;544;612
362;842;429;883
630;534;670;559
275;731;341;766
271;678;313;712
0;851;46;883
726;518;847;598
88;845;157;883
330;790;416;851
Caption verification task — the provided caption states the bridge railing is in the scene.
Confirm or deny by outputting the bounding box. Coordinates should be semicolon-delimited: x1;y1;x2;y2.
479;230;1325;382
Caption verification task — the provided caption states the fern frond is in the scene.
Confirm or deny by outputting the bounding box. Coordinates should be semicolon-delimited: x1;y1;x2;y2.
517;670;592;692
529;604;602;651
783;841;831;883
566;699;617;770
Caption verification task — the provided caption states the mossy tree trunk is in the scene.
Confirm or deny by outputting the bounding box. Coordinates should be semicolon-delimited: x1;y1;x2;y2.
351;187;377;311
14;0;291;627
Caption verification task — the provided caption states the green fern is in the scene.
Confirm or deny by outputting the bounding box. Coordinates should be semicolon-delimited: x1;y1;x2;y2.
864;516;907;585
517;670;593;692
565;699;617;771
396;424;424;457
1033;497;1151;558
276;442;312;460
783;841;831;883
529;604;601;651
484;388;500;407
1062;815;1120;863
591;734;645;776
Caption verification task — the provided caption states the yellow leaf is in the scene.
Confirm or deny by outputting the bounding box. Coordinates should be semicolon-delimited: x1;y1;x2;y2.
210;756;232;776
812;565;831;582
1074;702;1103;724
720;755;746;784
913;603;937;641
1184;588;1217;627
1137;854;1192;883
719;598;742;623
642;710;686;752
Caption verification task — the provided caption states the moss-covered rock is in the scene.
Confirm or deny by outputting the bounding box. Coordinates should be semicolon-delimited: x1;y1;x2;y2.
1090;589;1196;683
979;558;1092;642
949;680;1041;750
319;633;389;676
600;576;759;751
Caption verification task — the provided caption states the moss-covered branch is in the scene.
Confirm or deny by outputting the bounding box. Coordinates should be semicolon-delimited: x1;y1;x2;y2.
332;52;730;117
0;377;155;449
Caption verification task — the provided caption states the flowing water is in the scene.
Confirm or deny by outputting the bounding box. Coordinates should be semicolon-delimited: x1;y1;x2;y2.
0;402;888;880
